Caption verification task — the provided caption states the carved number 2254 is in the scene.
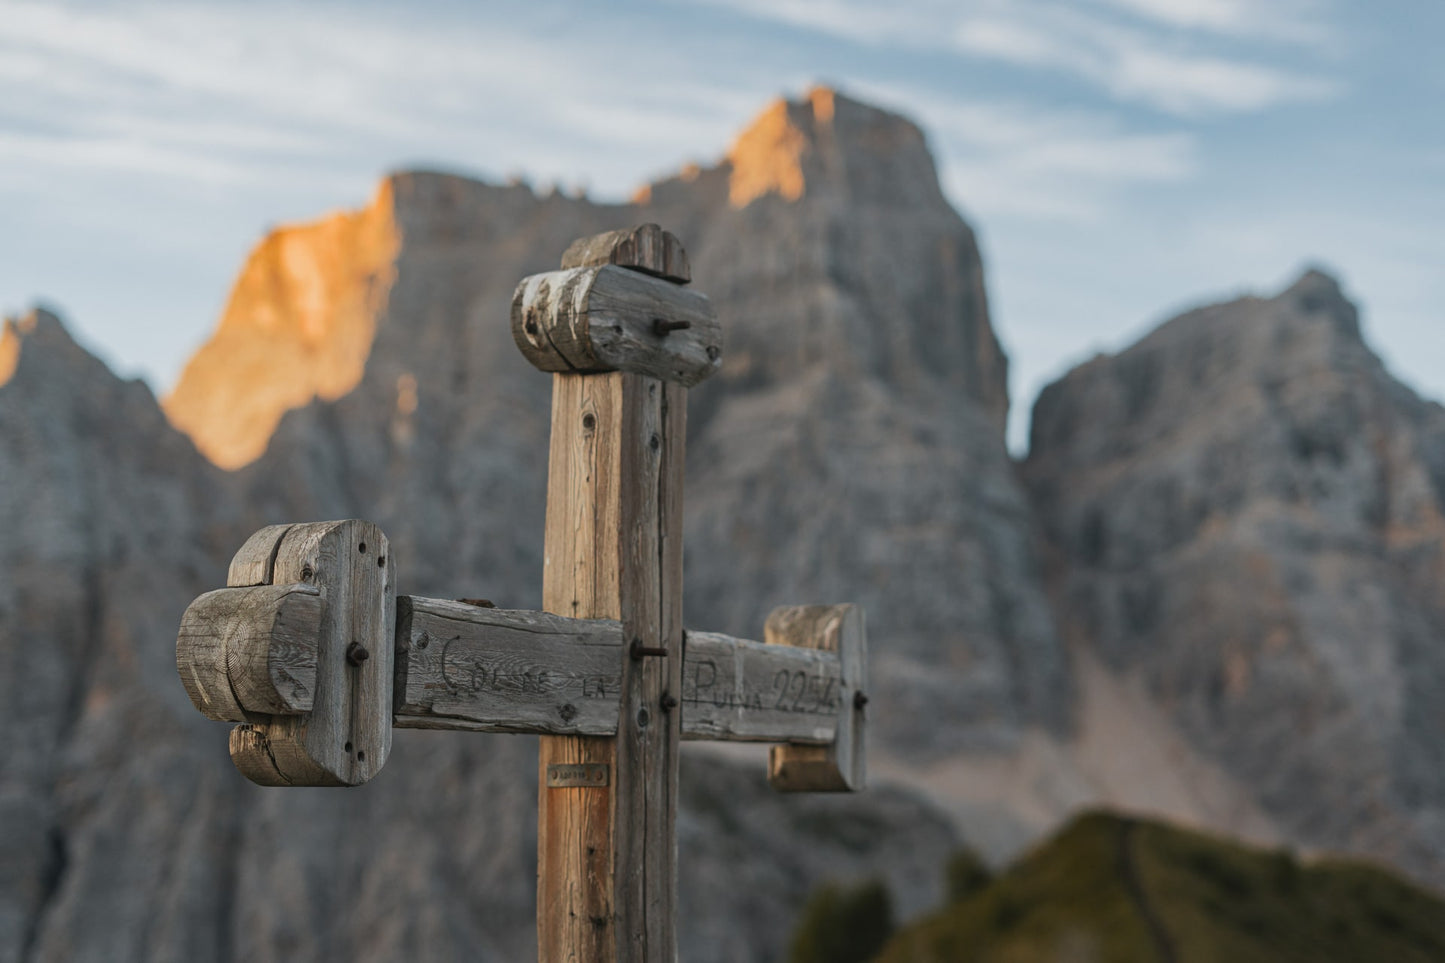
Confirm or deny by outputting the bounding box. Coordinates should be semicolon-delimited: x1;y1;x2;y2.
771;670;835;713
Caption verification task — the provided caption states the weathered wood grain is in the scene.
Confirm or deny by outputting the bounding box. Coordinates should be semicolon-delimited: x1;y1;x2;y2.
176;583;322;721
511;265;721;387
681;631;840;745
539;372;623;963
613;372;684;963
226;523;293;586
765;604;868;792
226;520;396;787
536;367;683;963
394;598;623;735
561;224;691;283
390;602;841;746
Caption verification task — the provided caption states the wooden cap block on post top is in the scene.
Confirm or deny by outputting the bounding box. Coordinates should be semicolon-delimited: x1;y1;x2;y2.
511;226;722;388
561;223;691;283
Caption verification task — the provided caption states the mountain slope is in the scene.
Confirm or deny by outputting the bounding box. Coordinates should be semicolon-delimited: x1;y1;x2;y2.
0;309;244;963
1024;270;1445;887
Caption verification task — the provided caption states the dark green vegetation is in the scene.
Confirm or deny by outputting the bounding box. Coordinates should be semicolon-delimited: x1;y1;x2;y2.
787;877;894;963
796;810;1445;962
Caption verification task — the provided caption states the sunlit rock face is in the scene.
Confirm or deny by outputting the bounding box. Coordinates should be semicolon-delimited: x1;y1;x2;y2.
171;89;1059;767
0;314;28;386
164;180;402;469
1024;269;1445;887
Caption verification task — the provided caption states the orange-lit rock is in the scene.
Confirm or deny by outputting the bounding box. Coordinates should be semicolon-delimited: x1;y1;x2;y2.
163;180;400;469
726;95;811;208
0;316;23;387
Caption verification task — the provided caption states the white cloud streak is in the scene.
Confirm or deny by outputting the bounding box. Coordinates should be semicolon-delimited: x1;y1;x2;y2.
1089;0;1336;46
0;0;770;192
849;82;1196;220
691;0;1339;115
0;0;1206;222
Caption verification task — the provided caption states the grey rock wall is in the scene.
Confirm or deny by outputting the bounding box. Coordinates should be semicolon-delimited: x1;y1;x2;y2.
1024;269;1445;886
1;90;1015;962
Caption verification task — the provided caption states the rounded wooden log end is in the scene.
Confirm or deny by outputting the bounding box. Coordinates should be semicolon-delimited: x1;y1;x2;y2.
560;223;691;284
229;724;295;787
227;524;294;587
177;588;248;722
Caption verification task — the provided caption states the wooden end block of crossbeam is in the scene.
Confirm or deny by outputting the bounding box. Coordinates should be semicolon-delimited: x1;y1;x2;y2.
223;520;396;788
176;583;323;721
765;604;867;792
561;223;691;283
511;272;721;388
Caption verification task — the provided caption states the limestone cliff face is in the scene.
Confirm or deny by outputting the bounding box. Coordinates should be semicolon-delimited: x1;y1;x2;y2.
0;309;246;963
645;90;1056;756
163;180;401;469
664;87;1010;434
1024;270;1445;886
176;90;1060;764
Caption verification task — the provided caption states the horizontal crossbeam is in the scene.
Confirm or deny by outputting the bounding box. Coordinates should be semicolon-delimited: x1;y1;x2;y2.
394;598;843;745
176;520;867;792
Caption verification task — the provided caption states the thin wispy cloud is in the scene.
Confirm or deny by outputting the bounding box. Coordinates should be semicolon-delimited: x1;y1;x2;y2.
692;0;1339;115
1089;0;1336;46
0;1;769;192
951;12;1336;114
850;82;1195;220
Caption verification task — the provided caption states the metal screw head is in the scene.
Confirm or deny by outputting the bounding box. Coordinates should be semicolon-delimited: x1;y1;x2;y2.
660;694;678;711
853;691;869;710
651;318;692;336
346;642;371;667
629;638;669;660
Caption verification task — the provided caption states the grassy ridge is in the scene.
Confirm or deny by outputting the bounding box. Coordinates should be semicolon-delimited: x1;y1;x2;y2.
872;811;1445;962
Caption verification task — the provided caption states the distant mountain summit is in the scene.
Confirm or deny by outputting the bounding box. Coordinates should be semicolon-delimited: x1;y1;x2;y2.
1025;268;1445;887
164;87;1008;471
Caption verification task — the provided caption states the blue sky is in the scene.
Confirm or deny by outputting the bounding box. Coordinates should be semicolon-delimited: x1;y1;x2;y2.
1;0;1440;450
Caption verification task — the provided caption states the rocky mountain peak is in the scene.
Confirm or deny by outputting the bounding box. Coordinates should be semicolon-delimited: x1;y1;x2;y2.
724;85;945;210
1282;266;1361;338
163;90;1006;471
1024;269;1445;888
0;306;113;391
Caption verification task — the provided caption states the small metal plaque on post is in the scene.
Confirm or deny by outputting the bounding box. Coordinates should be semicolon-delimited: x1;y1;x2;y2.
546;763;610;788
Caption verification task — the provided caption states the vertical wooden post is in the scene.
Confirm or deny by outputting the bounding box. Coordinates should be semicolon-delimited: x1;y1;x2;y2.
538;369;685;961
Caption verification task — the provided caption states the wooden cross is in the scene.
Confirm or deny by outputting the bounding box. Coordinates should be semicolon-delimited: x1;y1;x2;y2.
175;225;868;962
